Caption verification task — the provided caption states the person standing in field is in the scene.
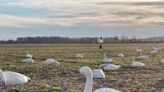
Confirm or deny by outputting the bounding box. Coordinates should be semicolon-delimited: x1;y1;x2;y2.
97;36;104;49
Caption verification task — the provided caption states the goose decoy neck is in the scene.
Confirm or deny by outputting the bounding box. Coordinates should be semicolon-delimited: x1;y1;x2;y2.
0;70;6;86
80;66;93;92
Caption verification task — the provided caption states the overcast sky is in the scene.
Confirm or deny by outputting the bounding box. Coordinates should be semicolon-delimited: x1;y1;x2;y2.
0;0;164;40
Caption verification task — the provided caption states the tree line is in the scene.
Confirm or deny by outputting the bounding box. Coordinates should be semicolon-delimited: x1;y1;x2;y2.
0;36;164;44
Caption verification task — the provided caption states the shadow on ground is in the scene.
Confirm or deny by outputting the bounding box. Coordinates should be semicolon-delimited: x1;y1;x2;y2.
152;79;164;92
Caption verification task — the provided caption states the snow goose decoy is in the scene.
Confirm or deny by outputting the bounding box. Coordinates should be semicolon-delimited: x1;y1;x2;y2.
136;55;149;60
136;48;143;55
160;58;164;64
92;69;105;79
42;58;60;65
80;66;121;92
22;51;34;63
103;64;121;71
0;69;30;85
103;53;113;63
151;47;161;51
22;58;34;63
150;49;158;56
117;52;124;57
75;53;83;59
130;57;145;67
25;51;33;58
97;36;104;49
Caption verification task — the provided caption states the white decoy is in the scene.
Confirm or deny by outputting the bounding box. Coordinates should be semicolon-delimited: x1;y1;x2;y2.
22;51;34;63
117;52;124;57
130;62;145;67
150;49;158;56
42;58;60;65
160;58;164;64
0;69;30;85
25;51;33;58
97;37;104;44
136;55;149;60
75;53;83;59
79;66;121;92
103;53;113;63
103;64;121;71
92;69;105;79
97;37;104;49
151;47;161;51
136;48;142;54
130;57;145;67
99;63;108;68
22;58;34;63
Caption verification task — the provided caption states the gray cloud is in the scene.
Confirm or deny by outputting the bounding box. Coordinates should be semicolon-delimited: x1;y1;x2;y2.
96;1;164;6
0;0;164;27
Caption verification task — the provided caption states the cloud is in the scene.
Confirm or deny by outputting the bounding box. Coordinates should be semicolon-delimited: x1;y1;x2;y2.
0;14;47;27
0;14;83;27
0;0;164;27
